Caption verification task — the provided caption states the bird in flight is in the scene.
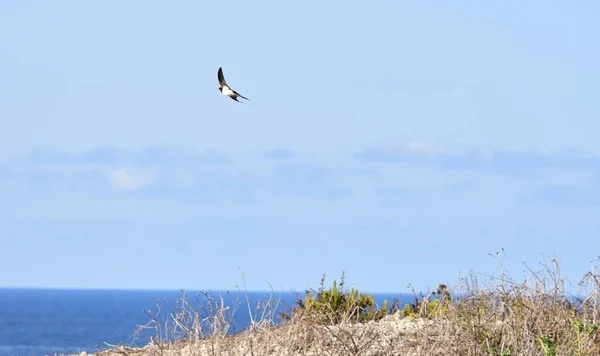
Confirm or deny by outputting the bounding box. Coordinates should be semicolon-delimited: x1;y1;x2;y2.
217;67;250;103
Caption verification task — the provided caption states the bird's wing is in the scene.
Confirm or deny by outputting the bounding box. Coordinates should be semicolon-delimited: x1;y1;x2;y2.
217;67;227;86
233;90;250;101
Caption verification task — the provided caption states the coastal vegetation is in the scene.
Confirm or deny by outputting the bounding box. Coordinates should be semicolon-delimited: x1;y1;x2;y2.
79;254;600;355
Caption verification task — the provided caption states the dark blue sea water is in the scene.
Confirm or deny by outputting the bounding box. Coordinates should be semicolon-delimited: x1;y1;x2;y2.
0;288;411;356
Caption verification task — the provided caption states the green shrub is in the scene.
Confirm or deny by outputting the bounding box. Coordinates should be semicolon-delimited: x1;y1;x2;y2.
402;284;451;319
280;273;391;324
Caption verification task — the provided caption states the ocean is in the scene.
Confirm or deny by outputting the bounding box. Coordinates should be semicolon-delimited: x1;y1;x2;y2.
0;288;412;356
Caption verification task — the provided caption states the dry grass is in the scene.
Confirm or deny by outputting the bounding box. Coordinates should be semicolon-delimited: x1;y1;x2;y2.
73;254;600;356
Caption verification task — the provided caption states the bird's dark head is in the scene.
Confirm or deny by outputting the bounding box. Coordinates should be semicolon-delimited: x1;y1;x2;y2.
218;87;222;92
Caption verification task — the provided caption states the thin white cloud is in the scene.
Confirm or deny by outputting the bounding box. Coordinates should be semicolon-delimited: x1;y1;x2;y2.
9;143;600;208
26;146;232;167
108;167;156;191
354;142;600;173
406;141;451;156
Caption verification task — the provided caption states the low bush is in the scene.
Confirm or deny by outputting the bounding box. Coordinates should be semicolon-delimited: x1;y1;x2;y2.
279;273;392;324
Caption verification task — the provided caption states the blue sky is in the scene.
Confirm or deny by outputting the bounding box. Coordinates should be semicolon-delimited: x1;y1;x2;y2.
1;1;599;293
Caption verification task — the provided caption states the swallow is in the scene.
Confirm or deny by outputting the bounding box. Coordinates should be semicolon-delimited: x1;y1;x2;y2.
217;67;250;103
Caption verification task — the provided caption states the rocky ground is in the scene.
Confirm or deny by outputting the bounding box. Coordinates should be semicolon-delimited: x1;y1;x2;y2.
67;313;440;356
